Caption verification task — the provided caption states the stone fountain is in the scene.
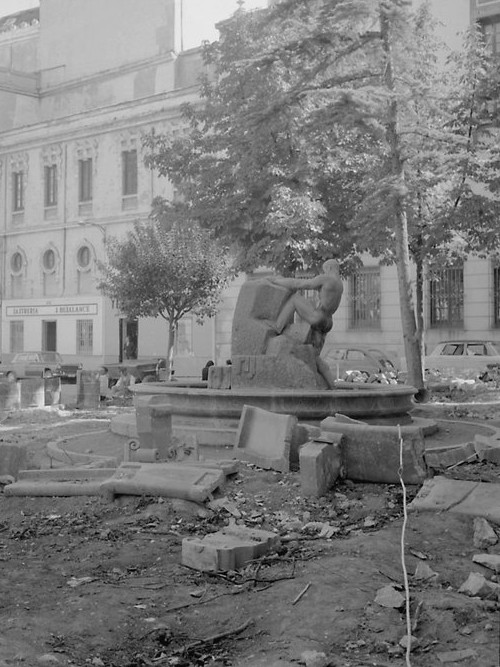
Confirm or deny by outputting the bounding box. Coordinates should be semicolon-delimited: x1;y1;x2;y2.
126;278;416;447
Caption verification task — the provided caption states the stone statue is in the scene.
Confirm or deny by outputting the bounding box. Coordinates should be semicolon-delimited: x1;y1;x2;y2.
229;260;343;390
266;259;343;388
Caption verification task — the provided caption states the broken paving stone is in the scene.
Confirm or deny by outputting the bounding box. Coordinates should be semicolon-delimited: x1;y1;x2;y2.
181;524;280;572
375;585;405;609
300;650;329;667
472;553;500;573
436;648;477;663
473;517;498;549
414;561;439;581
458;572;500;600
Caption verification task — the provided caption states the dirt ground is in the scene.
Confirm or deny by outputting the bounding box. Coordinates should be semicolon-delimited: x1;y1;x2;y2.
0;394;499;667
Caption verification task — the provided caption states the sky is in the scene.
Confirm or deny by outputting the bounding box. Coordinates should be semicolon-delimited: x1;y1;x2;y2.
0;0;268;48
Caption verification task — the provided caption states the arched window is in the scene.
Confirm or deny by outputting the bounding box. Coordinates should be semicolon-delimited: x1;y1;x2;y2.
77;245;91;270
10;251;24;275
43;248;56;272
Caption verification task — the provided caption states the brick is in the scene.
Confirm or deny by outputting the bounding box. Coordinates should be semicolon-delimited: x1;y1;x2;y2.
299;440;343;497
234;405;297;472
0;442;27;478
181;524;280;572
320;417;427;484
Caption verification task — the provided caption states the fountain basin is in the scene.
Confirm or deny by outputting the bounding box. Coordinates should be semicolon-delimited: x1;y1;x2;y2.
117;382;419;447
132;382;416;421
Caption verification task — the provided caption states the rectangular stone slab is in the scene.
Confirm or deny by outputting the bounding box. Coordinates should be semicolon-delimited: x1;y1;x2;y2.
408;476;500;525
234;405;297;472
99;462;224;503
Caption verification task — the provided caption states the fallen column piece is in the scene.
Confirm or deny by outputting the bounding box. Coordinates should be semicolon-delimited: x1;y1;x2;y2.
182;523;280;572
320;415;427;484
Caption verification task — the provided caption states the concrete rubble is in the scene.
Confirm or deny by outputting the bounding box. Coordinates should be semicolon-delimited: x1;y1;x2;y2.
181;522;280;572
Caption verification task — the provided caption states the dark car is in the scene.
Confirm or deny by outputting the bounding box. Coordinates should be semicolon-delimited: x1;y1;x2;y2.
106;358;167;385
0;351;82;382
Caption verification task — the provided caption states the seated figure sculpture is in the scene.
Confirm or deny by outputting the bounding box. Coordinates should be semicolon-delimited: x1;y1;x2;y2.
228;259;343;390
266;259;343;389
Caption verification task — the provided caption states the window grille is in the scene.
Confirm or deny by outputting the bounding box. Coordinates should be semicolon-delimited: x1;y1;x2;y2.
349;267;381;329
76;320;93;355
122;150;138;196
13;171;24;211
44;164;57;207
429;265;464;326
78;158;93;202
10;321;24;353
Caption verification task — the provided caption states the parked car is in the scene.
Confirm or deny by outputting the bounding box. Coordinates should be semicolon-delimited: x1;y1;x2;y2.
425;340;500;374
320;345;400;380
106;358;167;385
0;351;82;382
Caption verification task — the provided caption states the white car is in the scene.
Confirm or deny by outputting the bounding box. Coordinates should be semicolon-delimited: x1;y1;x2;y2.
425;340;500;375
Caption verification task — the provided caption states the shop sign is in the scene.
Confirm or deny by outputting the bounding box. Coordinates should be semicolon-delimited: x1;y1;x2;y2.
6;303;99;317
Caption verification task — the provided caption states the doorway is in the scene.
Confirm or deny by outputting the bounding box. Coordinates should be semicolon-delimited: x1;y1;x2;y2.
119;318;138;362
42;320;57;351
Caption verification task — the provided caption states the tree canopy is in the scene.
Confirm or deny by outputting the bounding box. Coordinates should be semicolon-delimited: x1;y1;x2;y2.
143;0;500;391
97;205;233;368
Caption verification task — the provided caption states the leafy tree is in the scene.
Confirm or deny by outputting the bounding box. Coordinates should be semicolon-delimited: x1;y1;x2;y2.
144;0;499;394
97;205;233;375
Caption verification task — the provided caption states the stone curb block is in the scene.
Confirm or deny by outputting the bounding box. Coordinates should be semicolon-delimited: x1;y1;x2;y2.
299;437;343;497
182;524;280;572
320;417;427;484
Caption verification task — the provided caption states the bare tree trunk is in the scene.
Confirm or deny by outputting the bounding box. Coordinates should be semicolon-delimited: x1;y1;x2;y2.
167;320;176;381
380;5;425;397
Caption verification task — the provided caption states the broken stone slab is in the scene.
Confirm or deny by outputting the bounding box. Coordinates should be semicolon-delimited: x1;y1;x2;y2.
473;517;498;549
234;405;297;473
181;523;280;572
472;553;500;574
458;572;500;600
0;442;27;478
100;462;224;503
413;561;439;582
4;468;117;497
375;585;405;609
424;442;477;470
320;417;427;484
475;433;500;464
408;476;500;524
436;649;477;664
299;437;343;497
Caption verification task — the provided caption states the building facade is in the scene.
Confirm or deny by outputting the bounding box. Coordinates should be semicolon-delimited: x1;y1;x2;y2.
0;0;498;375
0;0;241;375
